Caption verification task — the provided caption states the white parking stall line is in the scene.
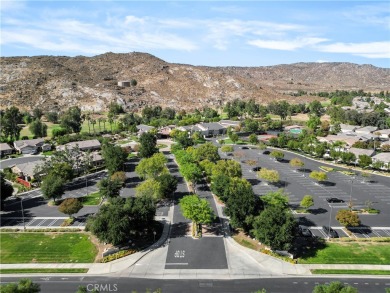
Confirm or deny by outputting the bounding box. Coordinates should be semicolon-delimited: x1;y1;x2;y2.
35;219;47;227
372;230;382;237
26;219;37;226
382;230;390;236
47;219;58;227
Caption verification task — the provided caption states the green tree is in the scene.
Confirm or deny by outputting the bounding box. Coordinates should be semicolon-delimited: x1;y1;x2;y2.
1;106;23;140
58;198;83;218
225;177;257;229
135;179;162;200
289;158;304;169
41;173;65;203
180;195;215;237
46;111;59;123
300;195;314;211
336;209;361;227
60;106;82;133
229;132;239;144
261;189;289;209
270;150;284;161
257;168;280;184
29;119;48;138
87;197;155;246
111;171;127;186
155;174;178;199
309;171;328;183
358;154;372;168
249;133;259;145
139;132;158;158
340;152;356;165
212;159;242;178
210;174;230;201
313;281;358;293
0;171;14;210
194;142;220;162
220;145;234;153
0;278;41;293
180;163;203;187
252;205;297;250
135;153;168;179
98;178;122;199
101;143;127;175
32;107;44;120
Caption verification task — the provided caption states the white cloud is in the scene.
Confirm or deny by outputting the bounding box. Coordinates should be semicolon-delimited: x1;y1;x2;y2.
210;5;247;14
0;0;26;12
248;37;328;51
342;3;390;29
124;15;145;24
318;41;390;59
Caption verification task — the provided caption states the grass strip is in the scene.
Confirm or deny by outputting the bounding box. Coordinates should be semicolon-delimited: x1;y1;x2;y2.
1;233;97;263
311;269;390;275
299;242;390;264
0;268;89;274
81;191;101;205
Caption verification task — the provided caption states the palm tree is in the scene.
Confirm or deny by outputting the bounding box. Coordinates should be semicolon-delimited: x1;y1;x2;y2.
91;119;96;134
98;118;103;133
101;118;106;132
86;113;91;134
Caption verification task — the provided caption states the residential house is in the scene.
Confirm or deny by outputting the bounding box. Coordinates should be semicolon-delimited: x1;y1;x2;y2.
348;147;375;159
136;124;155;136
371;153;390;170
317;135;361;148
340;124;359;133
375;129;390;141
14;138;45;154
0;143;13;156
11;160;45;181
258;134;278;142
158;125;176;138
196;122;227;137
355;126;378;135
56;139;101;152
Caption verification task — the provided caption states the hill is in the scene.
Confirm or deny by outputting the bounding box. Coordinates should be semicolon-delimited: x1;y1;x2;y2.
1;52;389;112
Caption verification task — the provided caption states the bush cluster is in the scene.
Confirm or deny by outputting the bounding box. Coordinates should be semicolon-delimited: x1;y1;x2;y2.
101;249;138;263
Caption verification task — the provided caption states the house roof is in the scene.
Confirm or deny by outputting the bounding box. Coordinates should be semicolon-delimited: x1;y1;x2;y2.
136;124;155;132
0;143;13;151
377;129;390;136
348;148;375;157
13;161;44;177
372;153;390;163
14;138;44;149
197;122;225;131
58;139;101;151
340;124;358;131
320;135;361;147
356;126;378;133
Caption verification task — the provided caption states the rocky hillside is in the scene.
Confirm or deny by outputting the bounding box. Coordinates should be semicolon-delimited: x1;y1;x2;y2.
1;52;389;113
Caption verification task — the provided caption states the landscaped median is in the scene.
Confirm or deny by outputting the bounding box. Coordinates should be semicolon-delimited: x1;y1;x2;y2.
311;269;390;275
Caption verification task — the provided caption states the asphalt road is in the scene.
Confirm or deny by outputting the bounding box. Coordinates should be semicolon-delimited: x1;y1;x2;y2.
1;276;389;293
0;155;44;169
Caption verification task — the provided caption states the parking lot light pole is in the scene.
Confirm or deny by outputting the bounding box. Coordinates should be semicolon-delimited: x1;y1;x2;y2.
328;205;332;240
349;176;355;207
20;197;26;231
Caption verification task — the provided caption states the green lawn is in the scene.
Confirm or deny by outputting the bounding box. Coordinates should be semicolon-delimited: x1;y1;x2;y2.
0;233;97;263
20;122;62;139
81;192;101;206
0;268;89;274
299;242;390;264
224;138;247;145
311;269;390;275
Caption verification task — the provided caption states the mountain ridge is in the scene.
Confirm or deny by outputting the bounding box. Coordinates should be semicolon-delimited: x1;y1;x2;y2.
1;52;389;113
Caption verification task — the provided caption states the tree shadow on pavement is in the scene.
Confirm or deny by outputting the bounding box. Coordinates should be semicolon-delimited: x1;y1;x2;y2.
309;208;328;215
169;222;190;238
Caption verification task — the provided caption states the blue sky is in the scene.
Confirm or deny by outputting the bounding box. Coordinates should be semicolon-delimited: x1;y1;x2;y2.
1;1;389;68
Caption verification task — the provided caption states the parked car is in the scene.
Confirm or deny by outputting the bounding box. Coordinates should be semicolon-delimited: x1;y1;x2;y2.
326;197;345;203
241;146;249;149
263;150;270;155
252;167;262;172
322;226;339;238
299;225;312;237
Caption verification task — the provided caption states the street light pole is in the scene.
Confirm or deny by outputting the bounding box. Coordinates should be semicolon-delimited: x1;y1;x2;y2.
349;177;355;209
328;205;332;240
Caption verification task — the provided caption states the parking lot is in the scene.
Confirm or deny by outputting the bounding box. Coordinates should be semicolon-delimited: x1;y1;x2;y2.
216;141;390;231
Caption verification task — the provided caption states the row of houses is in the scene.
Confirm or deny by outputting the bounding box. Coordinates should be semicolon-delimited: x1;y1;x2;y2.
0;138;52;157
136;120;240;138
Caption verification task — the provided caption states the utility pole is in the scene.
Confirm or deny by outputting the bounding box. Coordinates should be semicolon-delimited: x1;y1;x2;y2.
20;197;26;231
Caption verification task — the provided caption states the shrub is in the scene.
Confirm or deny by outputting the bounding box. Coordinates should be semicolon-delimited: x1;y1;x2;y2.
101;249;138;263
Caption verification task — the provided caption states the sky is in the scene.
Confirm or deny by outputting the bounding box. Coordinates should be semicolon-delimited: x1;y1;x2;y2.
1;1;389;68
